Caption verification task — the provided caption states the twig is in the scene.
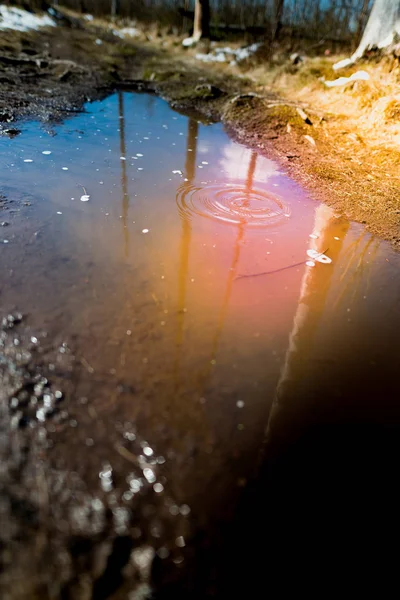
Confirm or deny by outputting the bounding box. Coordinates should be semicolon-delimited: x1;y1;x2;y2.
236;248;329;281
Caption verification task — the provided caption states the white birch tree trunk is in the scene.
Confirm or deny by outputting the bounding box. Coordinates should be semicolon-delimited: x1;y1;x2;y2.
353;0;400;59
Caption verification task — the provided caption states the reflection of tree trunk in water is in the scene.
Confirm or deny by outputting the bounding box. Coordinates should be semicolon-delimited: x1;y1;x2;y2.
245;151;257;196
118;91;130;259
199;152;256;390
264;206;350;451
174;119;198;388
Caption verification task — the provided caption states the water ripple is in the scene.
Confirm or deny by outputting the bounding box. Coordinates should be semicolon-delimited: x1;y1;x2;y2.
176;183;291;227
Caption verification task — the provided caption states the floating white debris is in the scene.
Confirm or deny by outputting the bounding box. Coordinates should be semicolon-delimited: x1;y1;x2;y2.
42;151;52;155
62;167;69;171
120;156;126;161
309;233;319;239
307;249;332;264
325;70;370;88
142;229;149;234
80;195;90;202
57;211;62;215
334;236;340;240
23;159;33;163
136;153;143;157
306;260;316;267
201;161;209;165
172;170;183;175
0;6;55;32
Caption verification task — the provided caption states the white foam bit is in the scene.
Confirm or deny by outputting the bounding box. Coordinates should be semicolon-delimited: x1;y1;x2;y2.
42;151;52;155
142;229;149;234
309;233;319;239
0;6;55;32
172;170;183;175
80;195;90;202
306;260;316;267
23;159;33;163
62;167;69;171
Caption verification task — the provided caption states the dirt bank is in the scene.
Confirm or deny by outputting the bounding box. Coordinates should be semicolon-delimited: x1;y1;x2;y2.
1;13;399;245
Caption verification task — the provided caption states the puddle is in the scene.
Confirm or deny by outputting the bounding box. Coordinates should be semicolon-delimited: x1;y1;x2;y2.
1;91;400;594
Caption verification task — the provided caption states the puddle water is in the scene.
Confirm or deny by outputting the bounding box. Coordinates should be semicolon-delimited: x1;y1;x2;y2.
1;91;400;594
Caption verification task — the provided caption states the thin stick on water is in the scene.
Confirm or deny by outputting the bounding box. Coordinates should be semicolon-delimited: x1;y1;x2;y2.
78;183;88;195
235;248;330;281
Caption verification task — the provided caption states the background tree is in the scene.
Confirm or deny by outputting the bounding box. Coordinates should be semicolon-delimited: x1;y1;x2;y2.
353;0;400;58
193;0;210;41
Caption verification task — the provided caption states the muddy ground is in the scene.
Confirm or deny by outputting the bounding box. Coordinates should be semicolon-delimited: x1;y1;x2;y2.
1;12;400;600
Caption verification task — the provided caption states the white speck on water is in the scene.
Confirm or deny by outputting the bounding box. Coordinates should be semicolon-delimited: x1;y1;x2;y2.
142;229;149;234
71;197;75;200
172;170;183;175
23;159;33;163
236;400;245;408
80;195;90;202
202;161;208;165
57;211;62;215
62;167;68;171
42;151;52;155
120;156;126;160
143;468;156;483
334;236;340;240
153;483;164;493
309;233;319;239
99;181;104;185
3;240;9;244
136;153;143;157
138;167;143;171
306;260;316;267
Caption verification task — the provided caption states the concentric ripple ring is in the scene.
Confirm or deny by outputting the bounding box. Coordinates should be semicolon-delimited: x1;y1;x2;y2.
176;183;291;227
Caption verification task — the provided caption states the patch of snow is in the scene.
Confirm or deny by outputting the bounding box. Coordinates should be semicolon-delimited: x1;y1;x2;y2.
182;36;198;47
196;52;226;63
114;27;140;39
333;57;354;71
325;70;370;88
195;42;261;65
0;6;55;32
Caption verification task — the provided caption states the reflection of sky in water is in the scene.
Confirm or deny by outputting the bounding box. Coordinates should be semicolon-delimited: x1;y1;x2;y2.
219;143;278;183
